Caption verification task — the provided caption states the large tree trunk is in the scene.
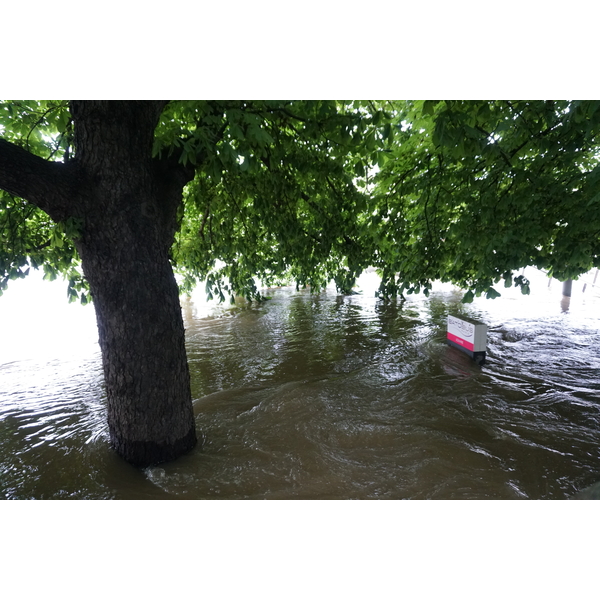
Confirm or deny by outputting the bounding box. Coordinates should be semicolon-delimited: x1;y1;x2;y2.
78;220;197;467
68;101;197;466
0;101;198;466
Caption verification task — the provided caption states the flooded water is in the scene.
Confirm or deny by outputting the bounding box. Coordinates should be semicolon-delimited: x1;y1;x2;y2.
1;269;600;499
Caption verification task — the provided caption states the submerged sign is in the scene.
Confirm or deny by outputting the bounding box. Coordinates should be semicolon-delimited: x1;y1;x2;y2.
447;315;487;365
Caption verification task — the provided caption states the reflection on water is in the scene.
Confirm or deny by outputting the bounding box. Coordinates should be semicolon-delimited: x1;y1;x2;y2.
1;270;600;499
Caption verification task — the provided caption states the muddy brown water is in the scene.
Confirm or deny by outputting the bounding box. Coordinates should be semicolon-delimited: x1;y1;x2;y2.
1;271;599;499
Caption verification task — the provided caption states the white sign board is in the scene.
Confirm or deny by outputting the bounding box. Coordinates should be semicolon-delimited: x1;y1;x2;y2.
447;315;487;361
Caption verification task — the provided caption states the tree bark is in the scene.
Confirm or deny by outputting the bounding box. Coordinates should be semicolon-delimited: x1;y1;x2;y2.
1;101;198;467
71;101;198;466
78;221;197;466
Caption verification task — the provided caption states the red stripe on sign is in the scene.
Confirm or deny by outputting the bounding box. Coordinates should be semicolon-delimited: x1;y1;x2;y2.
447;332;474;351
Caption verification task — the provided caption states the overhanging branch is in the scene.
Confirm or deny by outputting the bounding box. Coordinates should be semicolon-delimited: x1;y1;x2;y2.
0;138;80;222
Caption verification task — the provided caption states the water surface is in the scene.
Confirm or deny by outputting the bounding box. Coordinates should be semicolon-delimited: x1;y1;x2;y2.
1;270;599;499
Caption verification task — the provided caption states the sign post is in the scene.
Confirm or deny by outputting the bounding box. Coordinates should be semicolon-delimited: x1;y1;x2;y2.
447;315;487;365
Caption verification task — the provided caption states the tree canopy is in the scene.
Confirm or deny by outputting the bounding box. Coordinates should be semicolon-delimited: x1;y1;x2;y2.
371;100;600;301
2;100;600;305
0;101;385;303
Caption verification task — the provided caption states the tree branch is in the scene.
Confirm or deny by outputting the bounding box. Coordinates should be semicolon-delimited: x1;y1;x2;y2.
0;138;81;222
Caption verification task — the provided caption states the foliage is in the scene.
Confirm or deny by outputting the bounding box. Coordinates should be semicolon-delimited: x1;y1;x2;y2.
1;100;600;305
371;100;600;301
0;101;86;300
156;100;388;301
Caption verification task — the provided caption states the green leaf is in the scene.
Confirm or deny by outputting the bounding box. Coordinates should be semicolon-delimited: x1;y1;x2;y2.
422;101;437;116
485;287;501;299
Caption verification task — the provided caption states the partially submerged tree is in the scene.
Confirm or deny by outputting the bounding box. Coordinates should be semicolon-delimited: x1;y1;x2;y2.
0;100;385;466
2;100;599;467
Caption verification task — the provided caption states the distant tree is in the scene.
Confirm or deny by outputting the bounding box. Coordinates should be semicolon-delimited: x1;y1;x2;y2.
0;100;384;466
